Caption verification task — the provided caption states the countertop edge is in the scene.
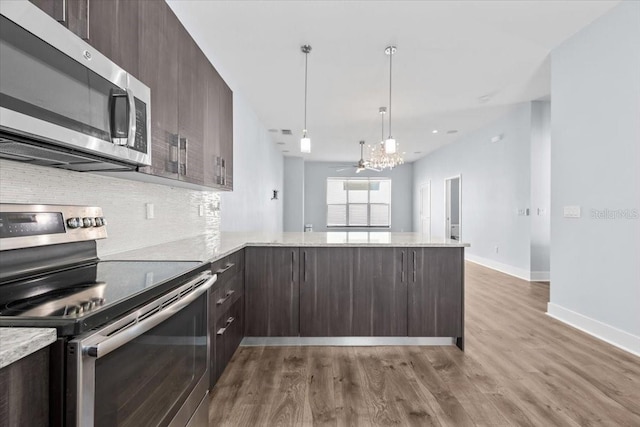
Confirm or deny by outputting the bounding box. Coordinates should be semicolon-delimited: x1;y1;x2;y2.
0;327;57;369
206;241;468;264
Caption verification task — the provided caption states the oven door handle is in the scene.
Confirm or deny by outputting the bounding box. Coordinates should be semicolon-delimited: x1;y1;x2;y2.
83;273;217;359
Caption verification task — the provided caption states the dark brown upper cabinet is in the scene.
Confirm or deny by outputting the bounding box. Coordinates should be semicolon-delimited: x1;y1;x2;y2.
245;247;300;337
29;0;89;40
137;0;179;180
86;0;139;77
176;22;206;186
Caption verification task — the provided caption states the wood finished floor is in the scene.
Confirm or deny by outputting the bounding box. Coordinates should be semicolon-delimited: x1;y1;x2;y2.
208;262;640;426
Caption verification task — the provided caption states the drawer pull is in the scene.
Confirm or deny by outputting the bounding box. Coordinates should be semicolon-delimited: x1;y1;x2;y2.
216;316;235;335
215;262;235;275
216;290;235;306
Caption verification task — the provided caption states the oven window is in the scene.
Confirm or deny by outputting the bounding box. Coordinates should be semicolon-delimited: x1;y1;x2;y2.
93;295;207;427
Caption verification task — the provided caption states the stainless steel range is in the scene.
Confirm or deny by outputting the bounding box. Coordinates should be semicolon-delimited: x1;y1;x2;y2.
0;204;214;427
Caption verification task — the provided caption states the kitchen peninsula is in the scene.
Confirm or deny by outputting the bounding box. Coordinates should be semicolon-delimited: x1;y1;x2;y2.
106;232;468;352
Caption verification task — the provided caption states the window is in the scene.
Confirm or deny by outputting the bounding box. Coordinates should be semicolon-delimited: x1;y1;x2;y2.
327;178;391;227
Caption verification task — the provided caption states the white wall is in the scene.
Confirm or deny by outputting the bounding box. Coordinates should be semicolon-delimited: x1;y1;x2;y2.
530;101;551;276
283;156;305;232
0;159;220;257
548;0;640;354
219;93;283;232
303;162;413;232
413;103;535;279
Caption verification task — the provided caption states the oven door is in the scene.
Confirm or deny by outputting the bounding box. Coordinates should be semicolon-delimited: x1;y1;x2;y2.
67;272;216;427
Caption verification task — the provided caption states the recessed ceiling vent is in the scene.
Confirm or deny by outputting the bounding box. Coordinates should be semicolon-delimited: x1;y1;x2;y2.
281;129;292;135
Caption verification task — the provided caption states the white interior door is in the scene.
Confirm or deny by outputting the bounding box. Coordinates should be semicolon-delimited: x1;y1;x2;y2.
444;176;461;240
420;182;431;238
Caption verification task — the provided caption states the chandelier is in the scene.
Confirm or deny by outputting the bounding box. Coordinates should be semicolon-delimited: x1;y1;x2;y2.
366;107;404;170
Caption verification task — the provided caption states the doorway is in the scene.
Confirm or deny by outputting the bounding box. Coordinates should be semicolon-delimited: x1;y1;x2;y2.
420;181;431;238
445;176;461;240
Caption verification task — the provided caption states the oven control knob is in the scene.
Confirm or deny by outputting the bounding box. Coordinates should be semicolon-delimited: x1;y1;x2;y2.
82;217;94;228
94;217;103;227
66;217;81;229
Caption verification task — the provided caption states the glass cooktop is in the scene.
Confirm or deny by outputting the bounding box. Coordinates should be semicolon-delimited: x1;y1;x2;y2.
0;260;207;335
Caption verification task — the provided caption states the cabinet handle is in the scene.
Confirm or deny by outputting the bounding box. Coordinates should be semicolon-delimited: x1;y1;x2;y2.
215;262;235;275
54;0;66;24
179;137;188;176
216;316;235;335
216;290;235;306
221;158;226;186
413;251;416;282
291;251;295;282
401;251;405;282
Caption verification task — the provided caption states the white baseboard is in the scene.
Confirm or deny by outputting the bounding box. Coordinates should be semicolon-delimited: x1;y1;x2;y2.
547;303;640;357
530;271;551;282
465;253;549;282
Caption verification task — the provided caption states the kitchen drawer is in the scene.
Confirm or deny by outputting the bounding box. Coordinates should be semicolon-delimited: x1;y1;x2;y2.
213;296;243;385
211;250;243;281
212;271;243;321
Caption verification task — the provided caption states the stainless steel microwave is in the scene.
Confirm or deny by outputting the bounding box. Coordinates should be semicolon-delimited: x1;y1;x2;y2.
0;0;151;170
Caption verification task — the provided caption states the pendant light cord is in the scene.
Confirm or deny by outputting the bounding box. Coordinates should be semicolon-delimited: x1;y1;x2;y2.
304;49;308;134
388;49;393;138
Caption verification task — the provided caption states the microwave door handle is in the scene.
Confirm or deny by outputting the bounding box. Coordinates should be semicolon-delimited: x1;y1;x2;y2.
83;273;217;359
125;88;137;148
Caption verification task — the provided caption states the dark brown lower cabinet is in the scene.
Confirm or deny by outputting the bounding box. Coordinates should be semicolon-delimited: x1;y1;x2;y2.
244;247;300;337
213;297;244;384
353;247;408;336
244;246;464;349
0;347;50;426
299;248;355;336
209;250;244;388
408;248;464;342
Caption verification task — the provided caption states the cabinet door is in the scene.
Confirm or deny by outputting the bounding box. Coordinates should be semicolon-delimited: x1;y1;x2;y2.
213;296;243;385
353;248;408;336
138;0;179;179
203;64;222;188
245;247;300;336
299;248;355;336
0;346;50;426
176;23;206;185
408;248;464;337
219;82;233;190
29;0;89;40
87;0;139;77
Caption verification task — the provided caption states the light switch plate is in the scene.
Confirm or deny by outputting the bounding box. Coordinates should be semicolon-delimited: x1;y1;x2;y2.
145;203;155;219
563;205;581;218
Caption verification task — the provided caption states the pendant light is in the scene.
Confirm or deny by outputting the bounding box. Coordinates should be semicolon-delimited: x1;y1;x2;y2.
384;46;397;154
300;45;312;153
366;106;404;170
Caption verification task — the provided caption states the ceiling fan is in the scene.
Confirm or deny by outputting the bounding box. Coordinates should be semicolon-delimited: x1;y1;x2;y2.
330;141;381;173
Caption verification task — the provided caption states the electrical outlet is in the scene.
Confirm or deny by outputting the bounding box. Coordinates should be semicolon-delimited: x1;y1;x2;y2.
563;206;581;218
145;203;155;220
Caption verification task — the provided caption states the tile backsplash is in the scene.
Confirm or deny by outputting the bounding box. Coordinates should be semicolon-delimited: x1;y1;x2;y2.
0;159;220;256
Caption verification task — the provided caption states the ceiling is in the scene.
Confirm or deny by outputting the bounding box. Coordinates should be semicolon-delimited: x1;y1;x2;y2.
167;0;619;163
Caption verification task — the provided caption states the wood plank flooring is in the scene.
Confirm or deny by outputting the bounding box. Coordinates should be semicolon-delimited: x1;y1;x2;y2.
209;262;640;426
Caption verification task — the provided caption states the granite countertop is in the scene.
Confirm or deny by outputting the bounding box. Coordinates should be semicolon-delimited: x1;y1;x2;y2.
104;231;469;264
0;328;57;369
